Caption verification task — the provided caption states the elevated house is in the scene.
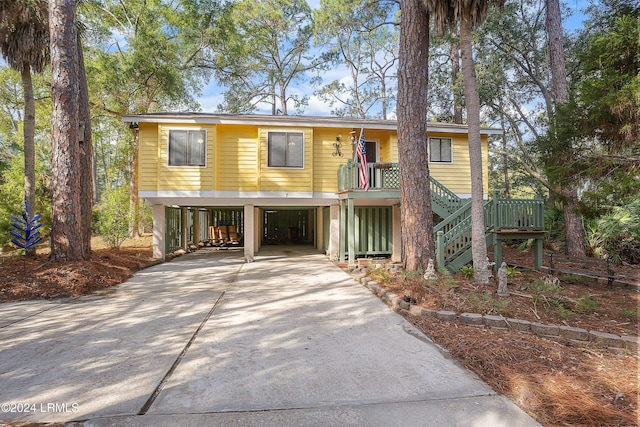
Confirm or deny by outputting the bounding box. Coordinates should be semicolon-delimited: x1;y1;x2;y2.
122;113;545;271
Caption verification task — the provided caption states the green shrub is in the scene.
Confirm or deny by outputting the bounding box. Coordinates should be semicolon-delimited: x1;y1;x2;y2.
460;265;474;279
96;186;130;249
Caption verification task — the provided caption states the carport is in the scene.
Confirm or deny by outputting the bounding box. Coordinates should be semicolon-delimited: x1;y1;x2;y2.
155;204;330;260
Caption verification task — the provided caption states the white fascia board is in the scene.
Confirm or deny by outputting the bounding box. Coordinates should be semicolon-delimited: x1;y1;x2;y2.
122;114;502;135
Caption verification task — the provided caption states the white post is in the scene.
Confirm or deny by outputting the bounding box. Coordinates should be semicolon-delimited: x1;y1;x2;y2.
152;204;166;260
244;204;255;261
392;204;402;262
316;207;323;252
329;204;340;261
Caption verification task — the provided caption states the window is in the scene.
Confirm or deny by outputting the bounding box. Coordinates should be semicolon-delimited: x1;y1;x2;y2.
168;129;206;166
268;132;304;168
429;138;452;163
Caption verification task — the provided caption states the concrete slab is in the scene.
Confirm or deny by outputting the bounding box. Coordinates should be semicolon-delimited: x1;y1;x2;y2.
0;246;540;426
0;250;244;423
148;248;495;414
0;299;71;328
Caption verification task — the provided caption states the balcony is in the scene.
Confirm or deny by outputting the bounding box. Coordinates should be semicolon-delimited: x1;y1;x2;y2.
338;160;400;192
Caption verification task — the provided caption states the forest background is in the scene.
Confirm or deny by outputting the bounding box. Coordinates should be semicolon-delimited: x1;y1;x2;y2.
0;0;638;265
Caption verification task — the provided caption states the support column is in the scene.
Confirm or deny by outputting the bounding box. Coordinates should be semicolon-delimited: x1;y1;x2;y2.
192;208;199;246
255;207;261;253
244;204;255;261
181;207;189;249
152;204;166;260
534;237;543;270
392;204;402;262
339;200;346;262
348;198;355;266
316;207;323;252
330;205;339;261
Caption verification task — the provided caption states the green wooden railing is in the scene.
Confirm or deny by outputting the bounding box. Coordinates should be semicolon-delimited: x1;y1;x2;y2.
338;161;463;216
336;162;544;270
436;191;544;271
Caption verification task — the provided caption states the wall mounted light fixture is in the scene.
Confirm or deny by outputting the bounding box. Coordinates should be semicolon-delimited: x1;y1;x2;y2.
332;135;343;157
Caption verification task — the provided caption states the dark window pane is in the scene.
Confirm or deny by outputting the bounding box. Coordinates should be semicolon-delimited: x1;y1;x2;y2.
169;130;187;165
429;138;452;163
269;132;287;167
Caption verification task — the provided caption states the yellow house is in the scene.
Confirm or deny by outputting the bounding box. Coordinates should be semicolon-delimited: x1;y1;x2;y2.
122;113;544;269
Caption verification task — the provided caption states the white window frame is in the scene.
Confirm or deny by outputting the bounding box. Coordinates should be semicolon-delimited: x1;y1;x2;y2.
167;128;207;168
428;137;453;163
267;131;305;169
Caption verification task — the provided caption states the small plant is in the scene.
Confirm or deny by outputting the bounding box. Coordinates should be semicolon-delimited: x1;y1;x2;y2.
507;266;521;277
492;298;511;316
460;265;474;279
575;294;598;314
621;308;638;319
551;299;573;319
368;266;391;284
10;201;42;255
562;273;585;284
401;269;423;281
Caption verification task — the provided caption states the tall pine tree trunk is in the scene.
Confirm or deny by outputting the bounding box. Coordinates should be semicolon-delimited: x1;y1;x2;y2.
460;7;489;284
397;0;435;271
49;0;86;261
77;34;93;255
451;43;463;124
20;64;36;256
546;0;586;257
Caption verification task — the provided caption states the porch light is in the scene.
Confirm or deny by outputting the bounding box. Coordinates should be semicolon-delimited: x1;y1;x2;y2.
349;129;356;144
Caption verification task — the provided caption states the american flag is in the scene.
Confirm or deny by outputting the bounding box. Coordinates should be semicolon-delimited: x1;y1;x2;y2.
356;128;369;190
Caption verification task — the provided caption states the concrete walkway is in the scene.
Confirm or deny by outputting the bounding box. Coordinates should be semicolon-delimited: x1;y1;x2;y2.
0;246;540;426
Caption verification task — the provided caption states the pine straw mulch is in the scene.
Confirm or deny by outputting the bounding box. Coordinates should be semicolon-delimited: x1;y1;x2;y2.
0;247;158;303
357;257;639;427
412;315;637;427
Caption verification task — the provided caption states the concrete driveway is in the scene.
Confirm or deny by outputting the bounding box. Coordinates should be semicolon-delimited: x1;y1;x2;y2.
0;247;540;426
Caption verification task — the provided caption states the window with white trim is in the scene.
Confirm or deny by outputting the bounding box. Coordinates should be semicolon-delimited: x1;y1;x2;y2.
168;129;206;167
428;137;452;163
268;131;304;168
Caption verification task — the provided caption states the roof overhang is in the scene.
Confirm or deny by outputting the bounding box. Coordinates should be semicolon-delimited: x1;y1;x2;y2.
121;113;503;135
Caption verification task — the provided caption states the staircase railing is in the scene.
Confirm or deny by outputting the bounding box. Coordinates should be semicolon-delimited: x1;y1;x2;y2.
436;192;544;271
337;162;544;272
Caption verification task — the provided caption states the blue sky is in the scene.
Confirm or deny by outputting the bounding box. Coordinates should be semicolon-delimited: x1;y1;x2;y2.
196;0;591;115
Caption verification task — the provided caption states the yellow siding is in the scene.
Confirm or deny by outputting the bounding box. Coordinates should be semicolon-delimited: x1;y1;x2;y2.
258;127;313;192
428;132;489;195
312;128;351;192
137;120;488;196
216;125;258;191
156;124;216;191
138;123;158;191
383;134;399;163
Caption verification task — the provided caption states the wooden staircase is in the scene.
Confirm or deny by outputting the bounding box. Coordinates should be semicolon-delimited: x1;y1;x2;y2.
431;186;544;273
337;162;544;269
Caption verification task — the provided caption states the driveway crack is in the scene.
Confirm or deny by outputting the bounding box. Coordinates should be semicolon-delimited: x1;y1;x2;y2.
137;263;243;415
